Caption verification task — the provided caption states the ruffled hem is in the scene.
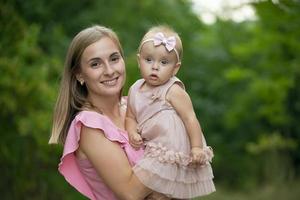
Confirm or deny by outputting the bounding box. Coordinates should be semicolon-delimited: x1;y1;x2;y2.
144;142;214;166
134;155;214;183
133;164;215;199
133;141;215;198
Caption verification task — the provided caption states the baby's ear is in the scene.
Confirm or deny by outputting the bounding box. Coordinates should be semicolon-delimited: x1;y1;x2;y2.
173;62;181;76
176;62;181;68
137;54;141;68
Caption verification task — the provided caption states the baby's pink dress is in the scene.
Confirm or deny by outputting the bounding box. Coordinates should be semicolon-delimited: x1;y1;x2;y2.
58;107;144;200
129;77;215;199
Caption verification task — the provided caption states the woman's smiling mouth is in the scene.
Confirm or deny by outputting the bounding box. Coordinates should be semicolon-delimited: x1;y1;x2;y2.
101;77;118;86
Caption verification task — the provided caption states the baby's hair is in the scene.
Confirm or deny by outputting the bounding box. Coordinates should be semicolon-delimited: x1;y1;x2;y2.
138;25;183;60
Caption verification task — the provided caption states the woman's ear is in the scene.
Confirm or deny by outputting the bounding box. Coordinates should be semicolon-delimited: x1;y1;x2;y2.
173;62;181;76
76;73;84;85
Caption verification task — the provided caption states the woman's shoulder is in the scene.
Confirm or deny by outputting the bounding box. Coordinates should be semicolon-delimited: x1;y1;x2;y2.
73;109;128;143
75;110;107;126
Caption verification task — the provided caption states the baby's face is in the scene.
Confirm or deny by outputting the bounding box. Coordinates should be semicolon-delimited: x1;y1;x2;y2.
138;41;180;88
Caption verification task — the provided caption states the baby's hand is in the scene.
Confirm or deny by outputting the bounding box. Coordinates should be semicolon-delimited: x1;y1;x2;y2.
129;132;143;150
191;147;207;165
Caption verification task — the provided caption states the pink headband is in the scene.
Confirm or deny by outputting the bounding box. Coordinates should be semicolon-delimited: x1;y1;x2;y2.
139;32;180;62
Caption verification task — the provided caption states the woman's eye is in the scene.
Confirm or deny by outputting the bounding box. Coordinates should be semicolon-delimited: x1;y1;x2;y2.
111;56;120;62
91;62;101;68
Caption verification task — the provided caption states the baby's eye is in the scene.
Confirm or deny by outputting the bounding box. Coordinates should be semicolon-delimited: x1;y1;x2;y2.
160;59;169;65
145;57;152;63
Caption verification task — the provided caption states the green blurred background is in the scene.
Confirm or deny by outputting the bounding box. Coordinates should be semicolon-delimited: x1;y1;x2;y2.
1;0;299;199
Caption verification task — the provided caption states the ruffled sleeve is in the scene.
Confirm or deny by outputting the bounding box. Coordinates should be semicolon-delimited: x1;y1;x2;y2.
58;110;143;200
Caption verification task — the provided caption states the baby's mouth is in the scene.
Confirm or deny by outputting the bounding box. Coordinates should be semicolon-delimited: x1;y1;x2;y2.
149;74;158;80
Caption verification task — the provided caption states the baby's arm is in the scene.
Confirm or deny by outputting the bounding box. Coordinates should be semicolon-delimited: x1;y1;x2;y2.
167;83;206;164
125;102;143;149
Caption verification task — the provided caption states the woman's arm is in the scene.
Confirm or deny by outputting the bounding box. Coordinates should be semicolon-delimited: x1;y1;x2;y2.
79;125;151;200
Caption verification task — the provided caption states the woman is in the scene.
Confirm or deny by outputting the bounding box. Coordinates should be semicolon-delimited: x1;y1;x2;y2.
49;25;151;200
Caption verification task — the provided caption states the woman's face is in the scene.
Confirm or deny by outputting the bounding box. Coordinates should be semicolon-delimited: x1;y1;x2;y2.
78;36;125;99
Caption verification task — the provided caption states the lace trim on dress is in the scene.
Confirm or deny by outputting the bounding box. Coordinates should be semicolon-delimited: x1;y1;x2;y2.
144;142;214;166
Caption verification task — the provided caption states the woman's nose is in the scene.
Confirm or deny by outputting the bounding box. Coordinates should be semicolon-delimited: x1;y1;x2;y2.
104;62;114;75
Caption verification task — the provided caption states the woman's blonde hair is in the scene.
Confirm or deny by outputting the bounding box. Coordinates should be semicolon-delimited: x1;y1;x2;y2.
138;25;183;60
49;25;124;144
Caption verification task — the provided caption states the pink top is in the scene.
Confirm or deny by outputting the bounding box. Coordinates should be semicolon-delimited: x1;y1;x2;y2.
58;110;144;200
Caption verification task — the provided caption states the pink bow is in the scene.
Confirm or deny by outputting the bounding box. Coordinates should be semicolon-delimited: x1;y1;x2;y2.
153;32;176;52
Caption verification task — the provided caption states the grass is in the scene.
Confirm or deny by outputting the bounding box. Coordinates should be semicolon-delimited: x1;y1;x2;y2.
195;181;300;200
